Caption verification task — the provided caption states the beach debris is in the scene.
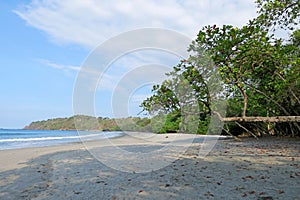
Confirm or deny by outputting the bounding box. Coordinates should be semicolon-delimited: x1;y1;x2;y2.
257;196;273;200
242;175;254;181
204;191;214;197
234;186;246;190
277;189;285;194
95;180;105;184
73;191;81;195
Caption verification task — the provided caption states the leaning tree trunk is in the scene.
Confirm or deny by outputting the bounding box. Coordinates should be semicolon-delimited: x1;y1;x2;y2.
236;82;248;118
213;111;300;137
220;116;300;123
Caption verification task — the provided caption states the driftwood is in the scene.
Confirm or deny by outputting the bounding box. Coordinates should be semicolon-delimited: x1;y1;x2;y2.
222;116;300;123
212;111;300;137
212;112;300;123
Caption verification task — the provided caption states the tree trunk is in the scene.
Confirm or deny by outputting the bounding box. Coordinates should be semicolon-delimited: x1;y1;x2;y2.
236;82;247;117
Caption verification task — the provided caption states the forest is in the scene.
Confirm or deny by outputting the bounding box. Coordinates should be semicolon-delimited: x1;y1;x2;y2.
24;115;151;132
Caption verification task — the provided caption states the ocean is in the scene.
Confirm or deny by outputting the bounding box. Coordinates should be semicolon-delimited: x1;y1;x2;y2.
0;129;124;150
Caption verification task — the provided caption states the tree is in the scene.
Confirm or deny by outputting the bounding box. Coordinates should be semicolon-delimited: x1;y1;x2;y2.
141;64;207;134
193;24;281;118
255;0;300;30
192;24;300;135
141;0;300;136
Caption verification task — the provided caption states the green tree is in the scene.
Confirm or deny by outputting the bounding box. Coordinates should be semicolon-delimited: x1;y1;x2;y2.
193;24;281;117
255;0;300;30
141;0;300;136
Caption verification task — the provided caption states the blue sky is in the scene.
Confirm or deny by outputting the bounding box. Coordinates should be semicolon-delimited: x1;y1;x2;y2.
0;0;258;128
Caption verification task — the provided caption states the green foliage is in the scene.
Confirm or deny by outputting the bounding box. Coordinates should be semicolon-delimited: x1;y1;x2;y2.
150;111;181;133
141;1;300;136
193;25;300;135
197;117;210;134
255;0;300;30
25;116;77;130
24;115;152;132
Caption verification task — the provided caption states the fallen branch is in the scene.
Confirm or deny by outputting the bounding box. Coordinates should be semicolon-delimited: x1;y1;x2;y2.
234;122;259;140
222;116;300;123
212;112;300;123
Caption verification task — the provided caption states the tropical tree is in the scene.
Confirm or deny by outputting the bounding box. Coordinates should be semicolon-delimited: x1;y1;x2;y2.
255;0;300;30
141;0;300;136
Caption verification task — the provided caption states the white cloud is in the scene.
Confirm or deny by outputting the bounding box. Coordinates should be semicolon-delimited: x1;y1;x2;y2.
14;0;258;49
95;50;177;92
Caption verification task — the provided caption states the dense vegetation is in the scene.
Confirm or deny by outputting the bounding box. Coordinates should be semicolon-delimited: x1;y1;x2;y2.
24;115;151;132
141;0;300;136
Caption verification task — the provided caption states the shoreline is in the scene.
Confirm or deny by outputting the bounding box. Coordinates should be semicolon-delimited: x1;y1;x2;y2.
0;134;299;199
0;130;125;151
0;133;227;170
0;130;231;151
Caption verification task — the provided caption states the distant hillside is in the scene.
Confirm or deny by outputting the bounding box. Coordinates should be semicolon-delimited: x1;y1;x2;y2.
24;114;209;134
24;115;151;132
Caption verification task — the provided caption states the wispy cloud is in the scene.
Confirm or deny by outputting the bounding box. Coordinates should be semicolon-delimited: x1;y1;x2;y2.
37;58;80;72
130;94;152;103
14;0;258;49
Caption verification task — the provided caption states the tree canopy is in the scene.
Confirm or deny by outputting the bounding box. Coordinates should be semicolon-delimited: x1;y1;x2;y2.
255;0;300;30
141;0;300;136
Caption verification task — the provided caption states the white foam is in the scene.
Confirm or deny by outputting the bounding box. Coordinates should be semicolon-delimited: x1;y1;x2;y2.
0;133;105;143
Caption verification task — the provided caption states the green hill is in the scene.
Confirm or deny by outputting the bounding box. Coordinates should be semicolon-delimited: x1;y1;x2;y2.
24;115;151;132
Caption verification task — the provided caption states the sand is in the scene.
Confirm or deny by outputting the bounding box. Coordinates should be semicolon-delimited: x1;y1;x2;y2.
0;133;299;200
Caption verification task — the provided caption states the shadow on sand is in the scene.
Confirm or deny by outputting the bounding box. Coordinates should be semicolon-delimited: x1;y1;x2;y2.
0;137;299;199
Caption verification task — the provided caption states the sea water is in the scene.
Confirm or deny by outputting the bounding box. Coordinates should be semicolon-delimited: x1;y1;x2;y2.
0;129;124;150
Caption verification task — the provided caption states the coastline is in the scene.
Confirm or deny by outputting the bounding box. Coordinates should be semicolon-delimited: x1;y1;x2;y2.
0;134;299;199
0;129;124;150
0;133;221;171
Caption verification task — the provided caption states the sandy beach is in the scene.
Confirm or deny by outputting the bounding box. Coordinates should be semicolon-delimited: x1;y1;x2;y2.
0;133;299;200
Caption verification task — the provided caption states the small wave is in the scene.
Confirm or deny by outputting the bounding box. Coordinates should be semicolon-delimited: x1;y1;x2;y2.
0;133;104;143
